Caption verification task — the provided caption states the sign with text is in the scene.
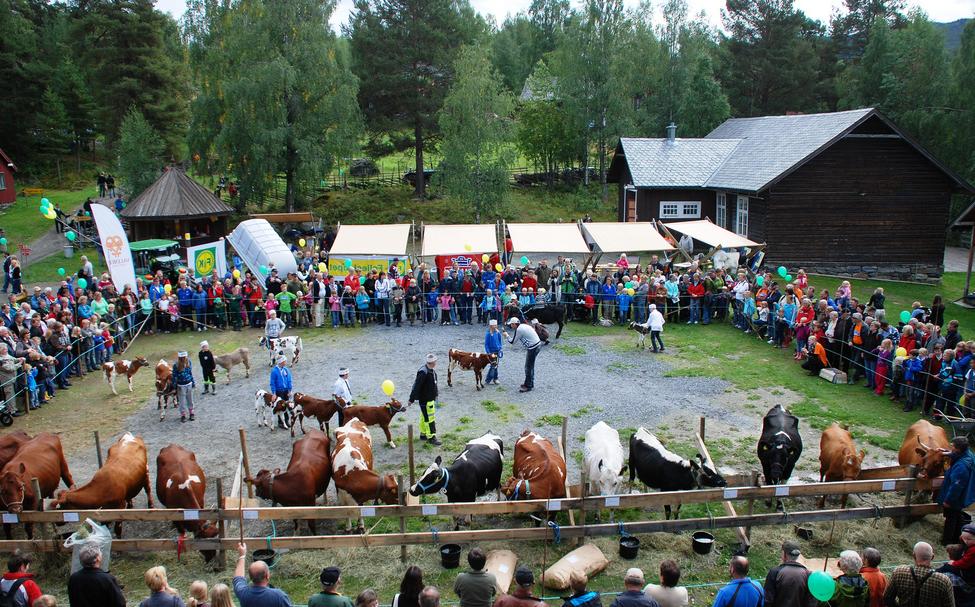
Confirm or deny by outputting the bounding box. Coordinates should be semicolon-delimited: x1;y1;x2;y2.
329;257;408;278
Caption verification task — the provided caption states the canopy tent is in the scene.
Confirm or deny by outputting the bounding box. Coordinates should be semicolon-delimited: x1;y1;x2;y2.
661;219;760;249
330;224;411;257
420;224;497;257
506;223;590;254
580;222;675;253
129;239;179;252
226;218;297;284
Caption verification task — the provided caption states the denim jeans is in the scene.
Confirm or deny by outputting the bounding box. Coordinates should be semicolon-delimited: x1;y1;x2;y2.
702;300;712;325
689;298;700;323
378;298;390;326
523;346;539;389
485;353;501;383
864;358;877;388
331;310;341;327
634;299;646;324
344;305;355;326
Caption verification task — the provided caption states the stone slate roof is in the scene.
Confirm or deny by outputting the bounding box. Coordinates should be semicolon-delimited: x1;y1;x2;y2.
616;138;741;189
122;167;232;220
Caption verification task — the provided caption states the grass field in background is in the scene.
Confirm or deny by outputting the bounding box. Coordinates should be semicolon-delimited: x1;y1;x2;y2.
22;246;106;284
0;187;97;250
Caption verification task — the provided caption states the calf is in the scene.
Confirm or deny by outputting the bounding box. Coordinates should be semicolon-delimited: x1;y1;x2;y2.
629;428;726;519
818;423;865;508
213;347;250;383
627;321;652;349
103;356;149;395
254;389;293;430
530;320;551;345
0;433;73;539
54;432;153;537
291;393;344;436
758;404;803;509
523;304;565;338
259;336;302;366
340;399;406;446
584;422;627;496
502;430;566;501
248;430;332;534
156;445;218;562
331;418;398;507
155;359;176;420
447;349;497;391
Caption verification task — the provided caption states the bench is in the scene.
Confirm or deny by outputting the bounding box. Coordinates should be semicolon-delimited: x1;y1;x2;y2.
20;188;44;197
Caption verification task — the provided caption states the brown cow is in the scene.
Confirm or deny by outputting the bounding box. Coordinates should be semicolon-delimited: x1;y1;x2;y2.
818;423;865;508
0;432;31;472
899;419;951;481
502;430;567;501
54;432;153;537
447;348;497;391
155;359;176;420
103;356;149;395
340;399;406;447
156;445;219;562
291;393;344;436
0;433;73;539
331;418;398;508
248;430;332;534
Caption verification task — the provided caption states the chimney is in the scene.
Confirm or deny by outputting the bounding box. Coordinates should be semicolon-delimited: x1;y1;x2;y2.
666;122;677;142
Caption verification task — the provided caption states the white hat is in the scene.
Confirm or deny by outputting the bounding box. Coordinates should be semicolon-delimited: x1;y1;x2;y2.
338;367;349;376
624;568;645;584
425;353;437;363
200;340;209;348
507;317;520;326
489;319;498;327
649;304;656;310
276;355;287;364
177;351;188;358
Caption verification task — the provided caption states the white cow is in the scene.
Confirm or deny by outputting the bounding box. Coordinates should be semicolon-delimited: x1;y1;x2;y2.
583;421;627;495
259;336;303;366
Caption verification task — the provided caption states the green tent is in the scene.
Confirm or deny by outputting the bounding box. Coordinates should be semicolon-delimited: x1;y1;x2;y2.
129;239;179;252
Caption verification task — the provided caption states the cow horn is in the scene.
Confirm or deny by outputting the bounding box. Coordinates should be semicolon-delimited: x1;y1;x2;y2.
916;435;931;451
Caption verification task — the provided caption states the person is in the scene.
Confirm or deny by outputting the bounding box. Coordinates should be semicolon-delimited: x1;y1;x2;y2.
454;547;496;607
883;542;954;606
941;436;975;545
609;568;658;607
264;310;286;344
67;543;126;607
712;556;764;607
308;567;353;607
392;566;424;607
355;590;378;607
859;548;888;607
643;560;686;607
209;583;235;607
0;553;42;607
801;335;829;376
32;597;56;607
563;570;600;607
484;319;503;385
269;356;293;429
186;580;209;607
173;351;196;423
199;341;216;395
138;566;185;607
763;541;815;607
831;551;870;607
494;567;546;607
647;304;665;353
408;353;441;446
419;587;440;607
504;317;541;393
232;542;292;606
332;368;353;426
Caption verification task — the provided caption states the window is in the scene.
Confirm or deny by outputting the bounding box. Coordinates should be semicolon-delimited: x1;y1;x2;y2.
735;196;749;236
659;201;700;219
0;173;5;190
716;193;726;228
624;187;637;221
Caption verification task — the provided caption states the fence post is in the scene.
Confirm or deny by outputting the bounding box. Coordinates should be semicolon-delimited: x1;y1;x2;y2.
699;417;706;441
398;475;407;564
745;470;759;541
408;424;415;485
897;465;919;528
239;427;254;498
216;478;227;570
94;431;103;469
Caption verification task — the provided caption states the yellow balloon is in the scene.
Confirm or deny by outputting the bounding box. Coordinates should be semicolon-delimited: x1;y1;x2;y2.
299;238;306;247
184;233;191;241
482;254;490;263
164;283;172;293
318;262;327;272
381;379;395;396
895;347;907;358
464;244;472;252
233;269;241;278
495;263;503;272
45;209;57;220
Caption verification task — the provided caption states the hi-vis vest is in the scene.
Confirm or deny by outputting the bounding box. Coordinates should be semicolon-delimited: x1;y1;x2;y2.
852;322;863;345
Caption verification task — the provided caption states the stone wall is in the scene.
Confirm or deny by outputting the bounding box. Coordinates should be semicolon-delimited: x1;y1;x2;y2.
775;262;943;283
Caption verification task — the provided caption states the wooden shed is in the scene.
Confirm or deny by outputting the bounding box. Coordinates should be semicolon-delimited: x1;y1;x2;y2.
0;148;17;207
608;108;974;280
121;167;233;245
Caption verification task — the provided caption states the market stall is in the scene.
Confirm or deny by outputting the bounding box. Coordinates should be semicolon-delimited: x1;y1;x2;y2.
420;223;498;275
579;221;675;271
328;223;412;277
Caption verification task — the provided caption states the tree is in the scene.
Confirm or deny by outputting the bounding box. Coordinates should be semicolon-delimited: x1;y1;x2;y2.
949;20;975;181
349;0;478;197
53;59;98;172
516;60;575;184
492;16;538;93
439;45;515;220
35;87;72;184
117;107;164;198
0;0;48;164
830;0;906;61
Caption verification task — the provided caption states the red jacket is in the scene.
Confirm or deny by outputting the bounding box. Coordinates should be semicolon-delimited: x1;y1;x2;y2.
2;571;42;605
687;282;705;298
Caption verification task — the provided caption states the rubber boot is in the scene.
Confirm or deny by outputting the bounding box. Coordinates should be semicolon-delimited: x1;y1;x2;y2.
428;422;442;446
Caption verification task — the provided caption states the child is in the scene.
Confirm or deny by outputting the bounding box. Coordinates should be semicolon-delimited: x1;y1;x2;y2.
167;295;181;333
199;340;217;395
91;327;105;366
212;296;226;329
741;291;756;334
79;319;96;372
439;291;455;326
756;301;770;338
836;280;852;310
70;325;84;377
342;286;356;327
23;362;39;410
276;288;296;327
617;287;632;325
296;291;309;327
100;323;114;363
773;308;788;349
327;289;340;328
874;339;894;396
903;348;925;411
355;287;370;326
187;580;209;607
264;295;278;322
228;287;243;331
518;287;534;308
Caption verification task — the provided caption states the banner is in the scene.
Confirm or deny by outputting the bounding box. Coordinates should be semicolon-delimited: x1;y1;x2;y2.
90;205;137;292
186;240;228;279
434;253;499;277
329;257;408;278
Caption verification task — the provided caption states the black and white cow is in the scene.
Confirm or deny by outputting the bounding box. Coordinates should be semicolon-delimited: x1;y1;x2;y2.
757;404;802;507
409;433;503;528
629;427;726;519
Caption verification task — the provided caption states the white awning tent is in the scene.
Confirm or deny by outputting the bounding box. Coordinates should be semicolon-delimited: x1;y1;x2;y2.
420;224;497;257
662;219;761;249
580;222;676;253
226;218;298;284
506;223;591;254
329;224;411;257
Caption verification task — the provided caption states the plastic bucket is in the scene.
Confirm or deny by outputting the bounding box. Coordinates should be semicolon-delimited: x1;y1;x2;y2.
253;548;278;567
619;536;640;559
692;531;714;555
440;544;462;569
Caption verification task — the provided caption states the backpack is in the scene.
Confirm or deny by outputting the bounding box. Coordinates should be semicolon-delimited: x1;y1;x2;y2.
0;578;28;607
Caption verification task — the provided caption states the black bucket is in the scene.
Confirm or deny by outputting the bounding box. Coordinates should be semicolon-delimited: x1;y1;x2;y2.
253;548;278;567
440;544;462;569
619;536;640;559
692;531;714;555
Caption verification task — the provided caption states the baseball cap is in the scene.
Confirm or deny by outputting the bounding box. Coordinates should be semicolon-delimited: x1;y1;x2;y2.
624;568;645;585
320;566;341;586
276;355;287;364
514;566;534;586
200;341;209;348
177;351;188;358
507;317;520;326
962;524;975;535
489;319;498;327
782;540;802;558
339;367;349;376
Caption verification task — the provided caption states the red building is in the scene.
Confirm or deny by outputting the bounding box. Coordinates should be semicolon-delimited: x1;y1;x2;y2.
0;148;16;206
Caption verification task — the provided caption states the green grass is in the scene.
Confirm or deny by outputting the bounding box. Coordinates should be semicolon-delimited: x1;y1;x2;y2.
555;343;586;355
22;246;106;283
1;186;98;249
536;414;564;427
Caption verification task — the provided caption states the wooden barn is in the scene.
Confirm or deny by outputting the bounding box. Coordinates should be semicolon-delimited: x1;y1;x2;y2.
121;167;232;245
608;108;974;279
0;148;17;207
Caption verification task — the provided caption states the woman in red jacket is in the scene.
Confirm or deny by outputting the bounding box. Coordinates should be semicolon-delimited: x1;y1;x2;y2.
899;325;917;353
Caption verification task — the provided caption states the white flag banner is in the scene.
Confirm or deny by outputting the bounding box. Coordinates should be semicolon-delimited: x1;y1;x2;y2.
185;240;228;279
90;205;137;292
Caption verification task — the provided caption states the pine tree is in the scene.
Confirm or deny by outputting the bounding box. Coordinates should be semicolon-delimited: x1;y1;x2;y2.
516;60;575;184
53;59;98;172
36;87;72;184
117;107;164;198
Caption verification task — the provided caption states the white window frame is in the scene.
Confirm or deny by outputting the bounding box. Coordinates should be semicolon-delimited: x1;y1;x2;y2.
0;173;5;191
716;192;726;228
659;200;701;219
735;195;749;236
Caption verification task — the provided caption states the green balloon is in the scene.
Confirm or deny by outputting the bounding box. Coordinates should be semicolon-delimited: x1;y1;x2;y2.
900;310;911;323
520;256;529;265
777;265;787;277
755;275;764;286
214;298;222;304
57;267;66;276
345;258;353;268
259;265;268;274
0;238;6;246
40;198;50;206
625;281;634;289
39;203;49;214
66;231;76;242
77;278;88;289
785;274;792;282
807;571;835;601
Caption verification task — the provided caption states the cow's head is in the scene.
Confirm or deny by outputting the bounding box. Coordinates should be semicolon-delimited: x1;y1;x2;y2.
0;464;27;513
690;454;727;488
133;356;148;368
759;436;799;484
594;459;627;496
379;474;399;504
249;468;280;500
410;456;447;497
488;353;498;366
914;436;950;479
838;449;867;481
386;399;406;414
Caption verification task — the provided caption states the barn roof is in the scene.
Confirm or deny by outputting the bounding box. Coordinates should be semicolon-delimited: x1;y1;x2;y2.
121;167;232;220
613;138;740;189
0;148;16;172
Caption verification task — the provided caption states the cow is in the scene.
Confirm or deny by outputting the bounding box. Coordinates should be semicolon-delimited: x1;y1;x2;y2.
102;356;149;395
0;433;73;539
629;428;726;519
818;423;865;508
584;422;627;496
53;432;153;537
248;430;332;534
331;418;398;515
0;432;30;472
291;393;344;436
523;304;565;339
254;389;293;430
410;433;503;528
899;419;951;481
627;321;652;349
447;349;497;391
502;431;567;502
156;445;219;562
155;359;176;420
340;399;407;447
259;336;302;366
758;405;803;509
213;347;251;383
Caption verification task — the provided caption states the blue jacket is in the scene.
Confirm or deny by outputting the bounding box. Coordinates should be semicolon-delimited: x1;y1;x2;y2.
904;357;924;382
610;589;657;607
191;290;208;311
711;578;764;607
173;361;194;386
269;365;292;394
618;292;632;311
941;449;975;509
177;287;194;306
484;330;503;354
149;284;166;302
600;283;616;301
